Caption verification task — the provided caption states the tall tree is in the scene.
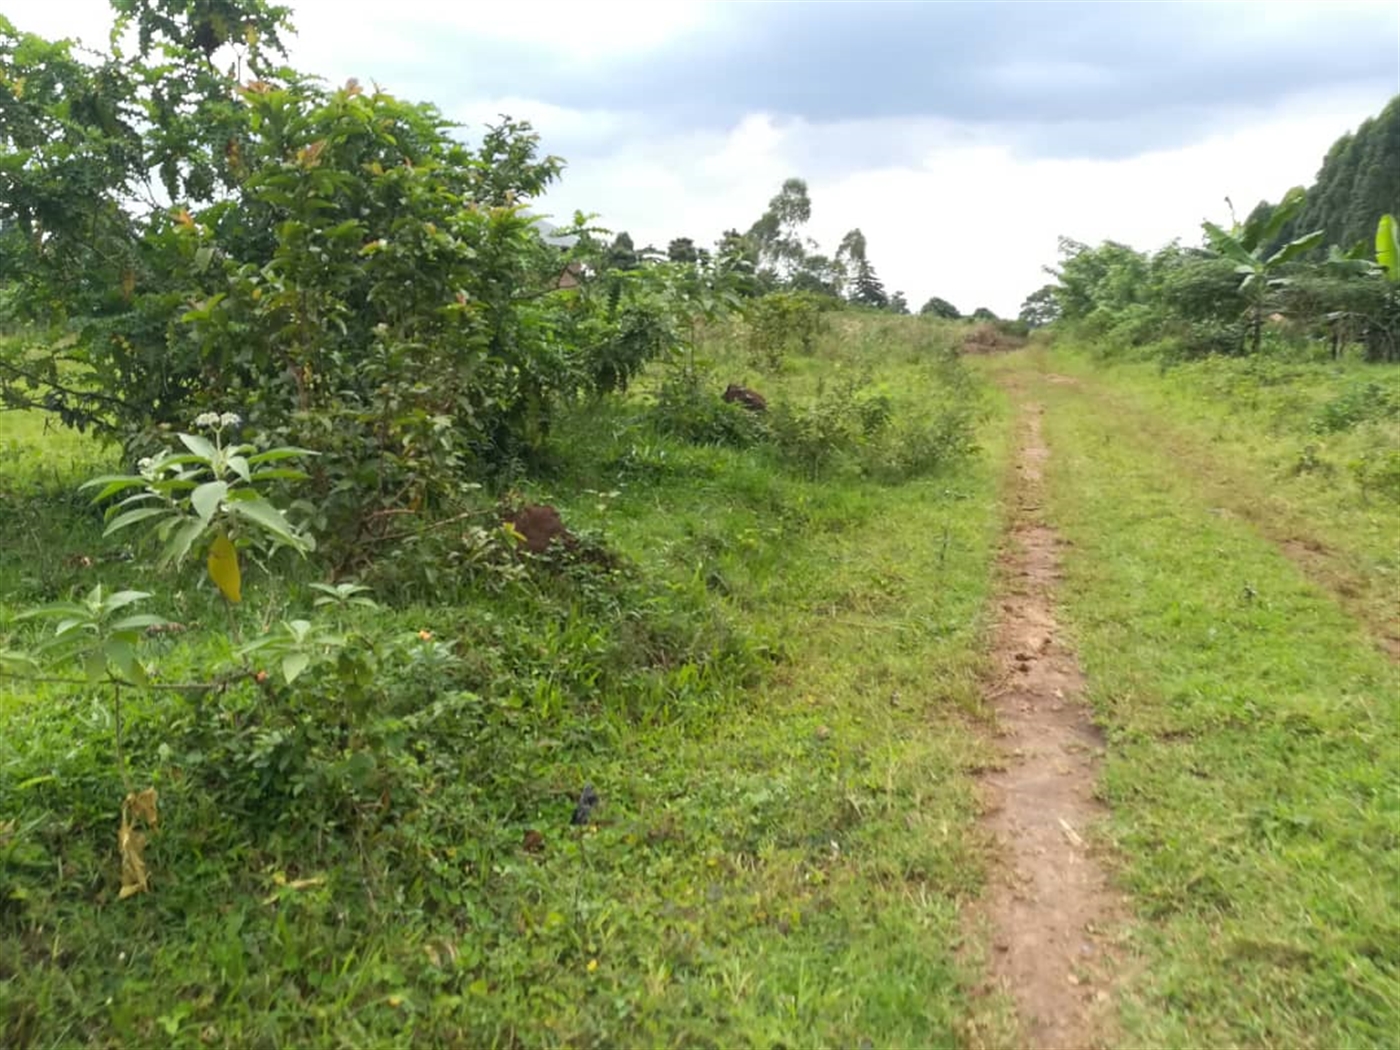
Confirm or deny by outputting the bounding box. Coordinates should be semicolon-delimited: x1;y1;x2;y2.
747;177;812;280
888;291;909;315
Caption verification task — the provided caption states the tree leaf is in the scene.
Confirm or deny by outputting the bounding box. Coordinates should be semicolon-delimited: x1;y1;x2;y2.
281;651;310;685
160;518;207;568
1265;230;1326;269
191;480;229;523
103;507;170;537
177;432;217;461
207;532;242;604
81;474;149;502
228;496;307;551
104;590;153;613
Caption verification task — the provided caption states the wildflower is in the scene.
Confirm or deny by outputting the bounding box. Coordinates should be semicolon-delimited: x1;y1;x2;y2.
418;630;433;641
586;959;599;973
193;411;219;428
219;412;242;428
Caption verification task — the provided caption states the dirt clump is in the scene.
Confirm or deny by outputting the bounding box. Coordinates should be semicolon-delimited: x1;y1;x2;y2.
504;503;577;554
723;383;768;412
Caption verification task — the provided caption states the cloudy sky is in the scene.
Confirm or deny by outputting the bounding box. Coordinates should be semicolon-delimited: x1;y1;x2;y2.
12;1;1400;315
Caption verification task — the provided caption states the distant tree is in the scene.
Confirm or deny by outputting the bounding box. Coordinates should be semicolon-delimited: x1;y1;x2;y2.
667;237;699;264
971;306;998;321
850;259;888;308
1017;285;1060;327
747;177;812;279
607;232;639;271
919;296;961;319
1271;96;1400;257
888;291;909;314
790;253;843;297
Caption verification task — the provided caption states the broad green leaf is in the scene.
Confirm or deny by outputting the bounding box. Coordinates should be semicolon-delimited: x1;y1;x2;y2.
281;651;310;684
177;433;217;461
1258;186;1308;248
207;532;242;603
81;474;148;501
104;639;147;685
246;447;318;465
226;455;252;482
1377;214;1400;282
160;518;207;568
84;649;107;683
1202;222;1257;270
191;480;229;523
1265;230;1326;268
103;591;152;613
103;507;169;536
228;497;307;550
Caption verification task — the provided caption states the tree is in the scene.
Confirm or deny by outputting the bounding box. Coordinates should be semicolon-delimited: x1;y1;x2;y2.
607;231;640;271
850;260;888;308
667;237;698;264
1203;186;1325;352
1017;285;1060;327
746;177;812;280
971;307;998;322
919;296;961;319
888;291;909;315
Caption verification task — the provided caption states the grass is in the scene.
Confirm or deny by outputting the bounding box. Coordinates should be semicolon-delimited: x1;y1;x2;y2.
1034;344;1400;639
1;318;1013;1046
978;350;1400;1047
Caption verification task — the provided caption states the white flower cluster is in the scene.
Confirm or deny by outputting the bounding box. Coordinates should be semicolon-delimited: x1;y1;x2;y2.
193;411;242;429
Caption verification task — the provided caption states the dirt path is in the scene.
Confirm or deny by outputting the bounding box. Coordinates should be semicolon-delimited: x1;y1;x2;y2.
978;396;1124;1048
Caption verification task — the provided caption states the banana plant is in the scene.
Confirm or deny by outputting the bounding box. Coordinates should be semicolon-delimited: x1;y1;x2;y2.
1376;214;1400;282
1203;186;1326;352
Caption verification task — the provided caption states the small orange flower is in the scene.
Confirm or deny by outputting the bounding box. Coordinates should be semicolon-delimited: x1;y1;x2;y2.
254;670;269;684
418;630;433;641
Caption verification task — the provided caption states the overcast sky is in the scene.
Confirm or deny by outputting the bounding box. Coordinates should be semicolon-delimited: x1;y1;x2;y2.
11;0;1400;315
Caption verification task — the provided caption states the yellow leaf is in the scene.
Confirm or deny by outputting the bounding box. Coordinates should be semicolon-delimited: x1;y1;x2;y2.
207;533;242;603
118;788;159;900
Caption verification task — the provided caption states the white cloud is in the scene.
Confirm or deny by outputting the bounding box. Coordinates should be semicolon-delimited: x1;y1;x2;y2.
530;86;1388;317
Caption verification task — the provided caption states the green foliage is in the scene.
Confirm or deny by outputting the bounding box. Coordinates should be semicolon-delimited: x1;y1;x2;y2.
1311;380;1398;433
744;291;831;370
1271;95;1400;258
920;296;961;319
648;370;766;448
81;411;314;581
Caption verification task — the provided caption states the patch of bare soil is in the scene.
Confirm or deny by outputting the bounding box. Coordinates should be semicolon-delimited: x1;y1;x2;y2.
976;401;1126;1048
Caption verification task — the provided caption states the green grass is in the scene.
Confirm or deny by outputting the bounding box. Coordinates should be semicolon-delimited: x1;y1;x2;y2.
1031;345;1400;639
2;318;1013;1046
981;351;1400;1047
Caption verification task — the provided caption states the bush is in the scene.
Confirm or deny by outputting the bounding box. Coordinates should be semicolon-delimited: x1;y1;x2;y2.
1312;381;1398;433
743;291;831;370
649;370;766;448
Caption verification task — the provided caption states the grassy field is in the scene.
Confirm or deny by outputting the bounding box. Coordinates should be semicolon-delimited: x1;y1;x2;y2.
977;348;1400;1047
1;317;1015;1046
6;320;1399;1047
